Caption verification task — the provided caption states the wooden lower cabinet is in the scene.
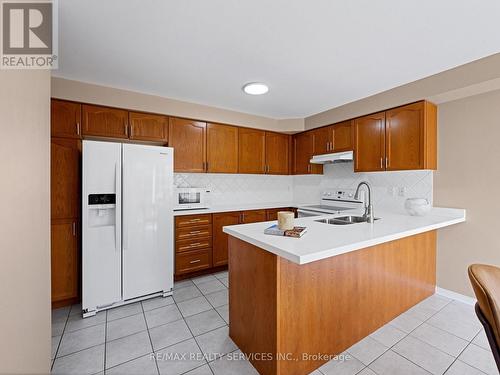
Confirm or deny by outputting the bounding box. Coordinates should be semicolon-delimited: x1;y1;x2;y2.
176;249;212;274
51;219;79;305
212;212;241;267
176;207;296;275
175;214;212;275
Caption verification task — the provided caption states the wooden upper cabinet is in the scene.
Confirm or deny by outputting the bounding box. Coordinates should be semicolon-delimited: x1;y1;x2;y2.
312;127;331;155
354;112;386;172
238;128;266;174
212;211;240;267
129;111;168;143
332;120;353;152
385;101;437;170
51;138;81;220
207;123;238;173
293;132;322;175
265;132;290;175
51;99;82;139
169;117;207;172
82;104;129;139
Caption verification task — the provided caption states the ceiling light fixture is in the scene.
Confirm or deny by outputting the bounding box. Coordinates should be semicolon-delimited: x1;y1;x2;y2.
243;82;269;95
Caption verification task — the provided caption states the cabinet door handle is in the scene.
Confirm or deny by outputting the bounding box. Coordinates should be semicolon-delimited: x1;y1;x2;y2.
385;157;389;169
124;123;129;136
76;122;81;135
130;124;134;138
330;141;334;151
190;242;201;247
190;259;201;264
72;222;76;236
380;157;383;169
307;164;311;173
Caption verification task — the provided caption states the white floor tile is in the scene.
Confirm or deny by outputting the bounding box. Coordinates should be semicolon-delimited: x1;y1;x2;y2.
445;360;487;375
458;344;498;375
149;319;193;351
142;296;175;312
348;336;388;366
370;324;406;347
427;303;482;341
173;285;203;303
57;324;105;357
357;368;377;375
186;309;226;336
389;311;424;333
156;338;206;375
174;279;195;290
144;304;182;328
69;304;82;316
219;277;229;288
216;304;229;324
106;313;147;341
472;330;491;351
393;335;455;375
52;344;104;375
192;275;217;285
209;350;259;375
105;331;153;369
184;364;213;375
52;307;70;321
106;302;143;322
196;279;226;295
410;323;469;357
65;312;106;333
52;319;66;337
319;352;365;375
369;350;429;375
205;289;228;308
214;271;228;280
106;354;159;375
51;335;61;359
177;296;213;317
195;326;237;360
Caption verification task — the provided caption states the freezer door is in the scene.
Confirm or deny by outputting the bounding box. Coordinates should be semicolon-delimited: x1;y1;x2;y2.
122;144;174;300
82;140;122;311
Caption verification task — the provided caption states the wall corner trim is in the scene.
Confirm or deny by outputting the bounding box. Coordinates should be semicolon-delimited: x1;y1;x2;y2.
435;287;476;306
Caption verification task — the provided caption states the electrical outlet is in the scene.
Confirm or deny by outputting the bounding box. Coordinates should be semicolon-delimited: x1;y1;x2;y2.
398;186;406;197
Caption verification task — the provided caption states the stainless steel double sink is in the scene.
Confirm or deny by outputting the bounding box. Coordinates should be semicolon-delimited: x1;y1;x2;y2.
315;215;380;225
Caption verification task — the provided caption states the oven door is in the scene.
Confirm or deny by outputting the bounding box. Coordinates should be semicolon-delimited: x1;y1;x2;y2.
297;208;329;218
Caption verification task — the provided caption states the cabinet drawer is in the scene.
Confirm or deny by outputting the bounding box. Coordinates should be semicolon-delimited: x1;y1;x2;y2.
176;225;212;241
176;249;212;275
176;238;212;253
175;214;212;228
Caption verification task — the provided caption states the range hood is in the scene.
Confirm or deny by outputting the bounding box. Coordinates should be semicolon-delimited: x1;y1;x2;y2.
310;151;353;164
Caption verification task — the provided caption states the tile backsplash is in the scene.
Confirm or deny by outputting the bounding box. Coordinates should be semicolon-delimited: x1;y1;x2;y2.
174;173;294;206
293;162;433;213
175;162;433;213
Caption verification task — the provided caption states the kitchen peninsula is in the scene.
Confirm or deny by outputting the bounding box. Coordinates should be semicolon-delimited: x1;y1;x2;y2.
223;208;465;375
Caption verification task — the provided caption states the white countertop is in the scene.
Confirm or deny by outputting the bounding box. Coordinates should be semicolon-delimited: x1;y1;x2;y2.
223;207;466;265
173;202;314;216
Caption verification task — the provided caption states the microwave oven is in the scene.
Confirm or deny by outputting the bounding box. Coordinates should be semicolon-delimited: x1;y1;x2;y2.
174;187;210;210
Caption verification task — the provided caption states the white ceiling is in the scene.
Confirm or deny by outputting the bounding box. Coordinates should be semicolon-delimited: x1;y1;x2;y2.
54;0;500;119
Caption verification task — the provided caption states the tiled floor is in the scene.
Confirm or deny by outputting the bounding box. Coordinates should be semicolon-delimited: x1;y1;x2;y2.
51;271;497;375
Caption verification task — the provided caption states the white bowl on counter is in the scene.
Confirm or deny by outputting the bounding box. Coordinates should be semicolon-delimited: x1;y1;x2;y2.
405;198;431;216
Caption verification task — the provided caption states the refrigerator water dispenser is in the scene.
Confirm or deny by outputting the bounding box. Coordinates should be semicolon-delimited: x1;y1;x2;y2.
88;194;116;227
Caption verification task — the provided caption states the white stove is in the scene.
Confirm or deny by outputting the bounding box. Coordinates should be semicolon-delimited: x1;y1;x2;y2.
298;189;364;217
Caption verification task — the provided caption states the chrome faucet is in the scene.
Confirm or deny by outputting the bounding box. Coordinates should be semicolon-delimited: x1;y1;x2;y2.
354;181;374;223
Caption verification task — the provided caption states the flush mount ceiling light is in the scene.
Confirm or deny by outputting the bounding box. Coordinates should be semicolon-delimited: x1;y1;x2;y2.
243;82;269;95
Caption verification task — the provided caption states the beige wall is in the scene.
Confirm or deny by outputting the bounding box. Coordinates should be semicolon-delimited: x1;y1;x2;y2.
434;89;500;297
0;71;51;373
305;53;500;129
51;77;304;132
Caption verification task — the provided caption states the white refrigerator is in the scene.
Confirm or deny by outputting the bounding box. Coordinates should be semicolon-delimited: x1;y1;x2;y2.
82;140;174;317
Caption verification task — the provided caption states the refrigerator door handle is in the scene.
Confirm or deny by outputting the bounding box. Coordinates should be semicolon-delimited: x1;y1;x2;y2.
115;162;120;252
